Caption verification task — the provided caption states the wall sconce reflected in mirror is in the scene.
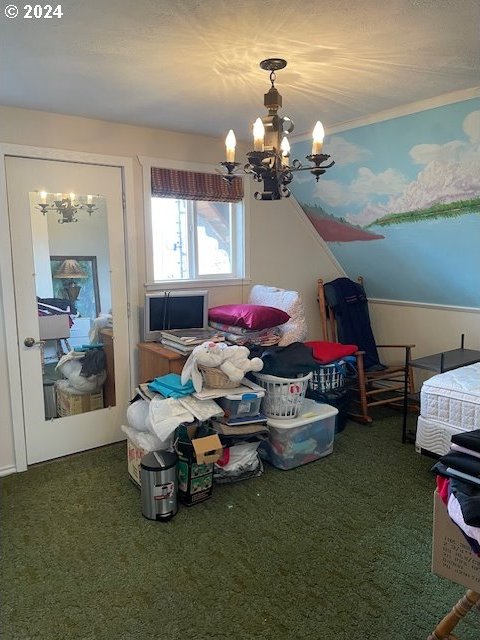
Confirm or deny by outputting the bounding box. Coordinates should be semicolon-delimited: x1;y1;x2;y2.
37;191;99;223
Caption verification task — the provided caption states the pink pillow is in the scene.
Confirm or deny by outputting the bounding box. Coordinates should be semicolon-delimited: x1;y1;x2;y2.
208;304;290;330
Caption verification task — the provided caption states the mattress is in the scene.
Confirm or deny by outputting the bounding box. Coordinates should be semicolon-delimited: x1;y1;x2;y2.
416;362;480;456
420;362;480;431
415;415;468;456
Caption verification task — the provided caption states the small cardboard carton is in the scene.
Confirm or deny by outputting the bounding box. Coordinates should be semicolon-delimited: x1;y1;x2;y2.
176;425;223;506
431;491;480;591
55;380;104;416
127;440;146;487
38;314;71;340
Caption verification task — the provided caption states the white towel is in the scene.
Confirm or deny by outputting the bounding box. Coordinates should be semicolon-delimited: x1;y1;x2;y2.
148;396;195;442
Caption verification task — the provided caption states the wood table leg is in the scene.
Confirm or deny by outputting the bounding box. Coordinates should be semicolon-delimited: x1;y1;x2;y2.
427;589;480;640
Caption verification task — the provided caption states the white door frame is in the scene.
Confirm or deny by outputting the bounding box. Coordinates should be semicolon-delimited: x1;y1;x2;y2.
0;144;138;472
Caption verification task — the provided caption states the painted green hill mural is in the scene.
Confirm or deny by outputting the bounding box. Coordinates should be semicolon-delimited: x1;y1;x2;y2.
288;97;480;307
365;197;480;228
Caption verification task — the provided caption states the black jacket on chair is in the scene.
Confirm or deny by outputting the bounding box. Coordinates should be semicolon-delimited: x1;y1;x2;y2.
324;278;382;371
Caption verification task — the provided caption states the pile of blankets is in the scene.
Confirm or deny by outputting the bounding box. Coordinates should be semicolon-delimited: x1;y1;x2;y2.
122;373;224;453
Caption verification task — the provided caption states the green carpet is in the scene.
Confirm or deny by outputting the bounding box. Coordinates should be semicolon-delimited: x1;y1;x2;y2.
2;415;479;640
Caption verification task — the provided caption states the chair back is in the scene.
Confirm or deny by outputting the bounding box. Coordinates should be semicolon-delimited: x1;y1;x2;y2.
318;276;381;370
317;278;338;343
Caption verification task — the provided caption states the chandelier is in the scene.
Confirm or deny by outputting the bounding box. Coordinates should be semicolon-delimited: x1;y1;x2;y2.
37;192;98;223
219;58;335;201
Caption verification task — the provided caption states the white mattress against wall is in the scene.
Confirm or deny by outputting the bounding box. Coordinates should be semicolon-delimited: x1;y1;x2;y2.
420;362;480;431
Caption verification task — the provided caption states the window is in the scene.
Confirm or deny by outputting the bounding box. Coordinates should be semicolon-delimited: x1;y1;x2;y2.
151;197;243;281
144;163;246;284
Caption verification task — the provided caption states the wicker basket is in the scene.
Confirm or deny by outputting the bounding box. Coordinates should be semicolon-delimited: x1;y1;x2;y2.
198;365;239;389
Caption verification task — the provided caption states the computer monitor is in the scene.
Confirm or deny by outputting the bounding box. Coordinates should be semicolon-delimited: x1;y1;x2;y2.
143;289;209;341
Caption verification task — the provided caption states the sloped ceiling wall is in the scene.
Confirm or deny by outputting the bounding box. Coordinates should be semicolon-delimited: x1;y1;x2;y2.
290;96;480;308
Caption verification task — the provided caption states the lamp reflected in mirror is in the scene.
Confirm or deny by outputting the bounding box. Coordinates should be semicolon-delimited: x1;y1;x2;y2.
52;259;88;303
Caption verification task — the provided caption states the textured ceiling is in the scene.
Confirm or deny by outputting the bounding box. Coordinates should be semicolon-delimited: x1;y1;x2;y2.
0;0;479;140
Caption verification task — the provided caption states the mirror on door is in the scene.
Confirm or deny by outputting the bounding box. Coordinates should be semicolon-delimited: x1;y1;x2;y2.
29;191;115;420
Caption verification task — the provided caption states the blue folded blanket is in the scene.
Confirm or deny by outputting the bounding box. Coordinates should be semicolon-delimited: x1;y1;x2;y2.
148;373;194;398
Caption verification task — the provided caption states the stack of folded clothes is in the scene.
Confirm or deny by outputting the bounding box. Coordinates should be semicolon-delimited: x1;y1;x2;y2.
208;303;291;348
432;429;480;556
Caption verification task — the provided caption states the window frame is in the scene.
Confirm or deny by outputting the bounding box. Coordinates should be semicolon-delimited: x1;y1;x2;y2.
139;156;250;290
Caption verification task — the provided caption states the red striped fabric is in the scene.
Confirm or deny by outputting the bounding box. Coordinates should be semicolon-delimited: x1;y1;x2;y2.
151;167;243;203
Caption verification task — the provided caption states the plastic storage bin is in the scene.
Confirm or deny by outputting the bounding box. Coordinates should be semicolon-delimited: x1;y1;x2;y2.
305;386;351;435
216;390;265;419
254;372;312;419
260;399;337;470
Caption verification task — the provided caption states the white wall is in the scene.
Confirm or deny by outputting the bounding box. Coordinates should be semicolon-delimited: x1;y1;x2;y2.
0;105;342;473
29;195;53;298
369;301;480;388
248;196;344;340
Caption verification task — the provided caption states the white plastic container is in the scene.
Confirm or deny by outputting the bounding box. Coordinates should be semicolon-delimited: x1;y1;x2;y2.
216;390;265;419
260;399;338;470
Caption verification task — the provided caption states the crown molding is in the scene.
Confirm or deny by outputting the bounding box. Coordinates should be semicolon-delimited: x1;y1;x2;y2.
292;87;480;141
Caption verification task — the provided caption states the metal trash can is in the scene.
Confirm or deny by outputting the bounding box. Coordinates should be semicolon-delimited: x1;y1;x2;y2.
140;451;178;521
43;378;57;419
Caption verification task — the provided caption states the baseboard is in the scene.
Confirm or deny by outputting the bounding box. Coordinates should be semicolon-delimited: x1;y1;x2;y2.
0;464;17;477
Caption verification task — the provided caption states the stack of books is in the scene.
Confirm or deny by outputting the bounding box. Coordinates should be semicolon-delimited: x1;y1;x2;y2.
213;412;268;437
160;328;225;355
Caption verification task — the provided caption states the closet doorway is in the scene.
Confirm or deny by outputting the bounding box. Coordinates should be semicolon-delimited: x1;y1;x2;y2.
4;153;133;465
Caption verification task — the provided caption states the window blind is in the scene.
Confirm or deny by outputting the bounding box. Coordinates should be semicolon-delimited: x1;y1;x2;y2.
151;167;243;203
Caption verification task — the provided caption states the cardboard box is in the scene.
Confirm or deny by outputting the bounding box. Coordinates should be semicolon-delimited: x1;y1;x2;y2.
55;380;104;416
176;425;223;506
127;440;145;487
38;314;71;340
432;491;480;591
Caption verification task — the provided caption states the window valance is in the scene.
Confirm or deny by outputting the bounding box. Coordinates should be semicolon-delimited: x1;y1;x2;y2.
151;167;243;203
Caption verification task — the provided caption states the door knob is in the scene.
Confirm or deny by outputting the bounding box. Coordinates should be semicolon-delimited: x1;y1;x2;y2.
24;337;41;347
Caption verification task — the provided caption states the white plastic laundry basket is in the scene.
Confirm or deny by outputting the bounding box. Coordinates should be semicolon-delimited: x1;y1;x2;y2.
254;372;312;419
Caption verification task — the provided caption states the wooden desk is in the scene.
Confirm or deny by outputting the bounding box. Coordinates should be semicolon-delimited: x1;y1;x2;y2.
99;328;116;407
138;342;186;383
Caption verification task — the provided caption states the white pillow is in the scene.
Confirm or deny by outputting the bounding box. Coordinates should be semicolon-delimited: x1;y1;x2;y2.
248;285;307;346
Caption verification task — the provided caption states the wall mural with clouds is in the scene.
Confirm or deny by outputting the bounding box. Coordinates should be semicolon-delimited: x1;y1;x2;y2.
290;97;480;307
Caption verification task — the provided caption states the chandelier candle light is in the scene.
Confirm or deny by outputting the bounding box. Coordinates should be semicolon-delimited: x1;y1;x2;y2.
219;58;335;201
37;192;98;223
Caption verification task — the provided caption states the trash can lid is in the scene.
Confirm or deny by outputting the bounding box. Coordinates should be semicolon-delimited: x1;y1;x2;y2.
140;450;177;471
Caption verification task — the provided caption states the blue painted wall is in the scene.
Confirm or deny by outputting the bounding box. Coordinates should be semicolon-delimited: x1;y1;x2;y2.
290;98;480;307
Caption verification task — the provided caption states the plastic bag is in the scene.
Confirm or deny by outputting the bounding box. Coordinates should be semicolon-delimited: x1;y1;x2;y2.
121;424;173;452
56;355;106;393
214;442;263;483
126;400;150;432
